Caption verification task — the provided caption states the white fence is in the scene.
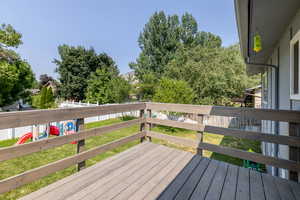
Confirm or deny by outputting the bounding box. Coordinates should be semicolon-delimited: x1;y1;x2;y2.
0;101;140;141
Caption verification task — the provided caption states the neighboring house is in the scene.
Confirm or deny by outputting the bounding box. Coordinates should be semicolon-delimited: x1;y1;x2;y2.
44;80;58;95
232;85;262;108
121;71;138;85
235;0;300;181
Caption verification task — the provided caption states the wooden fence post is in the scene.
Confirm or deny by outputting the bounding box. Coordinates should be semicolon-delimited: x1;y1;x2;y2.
140;109;145;142
197;114;204;156
76;118;85;171
146;109;152;142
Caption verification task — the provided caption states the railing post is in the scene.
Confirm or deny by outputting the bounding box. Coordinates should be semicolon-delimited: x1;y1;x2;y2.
146;109;152;142
76;118;85;171
197;114;204;156
140;109;145;142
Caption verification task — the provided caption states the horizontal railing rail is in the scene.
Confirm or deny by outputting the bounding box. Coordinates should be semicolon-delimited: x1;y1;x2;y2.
146;102;300;123
144;102;300;175
0;118;143;162
1;102;300;194
0;132;146;194
0;103;147;194
0;102;145;129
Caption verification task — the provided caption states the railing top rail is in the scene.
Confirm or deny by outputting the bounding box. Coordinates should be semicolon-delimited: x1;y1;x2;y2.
0;102;146;129
146;102;300;123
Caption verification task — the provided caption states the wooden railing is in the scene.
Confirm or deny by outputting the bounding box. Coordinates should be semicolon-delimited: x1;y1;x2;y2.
144;103;300;175
1;102;300;194
0;103;146;194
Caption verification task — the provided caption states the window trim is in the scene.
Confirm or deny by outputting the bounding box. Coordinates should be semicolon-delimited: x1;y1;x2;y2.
290;30;300;100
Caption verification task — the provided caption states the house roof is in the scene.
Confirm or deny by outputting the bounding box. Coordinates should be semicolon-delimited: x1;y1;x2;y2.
234;0;300;74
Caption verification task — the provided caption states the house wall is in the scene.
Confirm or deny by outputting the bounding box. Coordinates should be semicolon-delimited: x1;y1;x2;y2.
263;8;300;179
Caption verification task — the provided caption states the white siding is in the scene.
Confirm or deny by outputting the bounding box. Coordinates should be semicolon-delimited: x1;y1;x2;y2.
263;8;300;179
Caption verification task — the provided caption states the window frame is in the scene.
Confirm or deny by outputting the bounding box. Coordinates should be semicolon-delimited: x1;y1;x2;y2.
290;30;300;100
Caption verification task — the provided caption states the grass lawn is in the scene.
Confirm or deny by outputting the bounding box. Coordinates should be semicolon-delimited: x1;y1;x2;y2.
0;118;262;200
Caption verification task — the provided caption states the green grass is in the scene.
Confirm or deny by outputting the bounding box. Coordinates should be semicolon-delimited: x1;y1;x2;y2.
0;119;262;200
0;118;140;200
151;125;262;166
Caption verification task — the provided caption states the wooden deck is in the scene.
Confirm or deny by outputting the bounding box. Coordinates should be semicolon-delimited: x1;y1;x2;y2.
20;142;300;200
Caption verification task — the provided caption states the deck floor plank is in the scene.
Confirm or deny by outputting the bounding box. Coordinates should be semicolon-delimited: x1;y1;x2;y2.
20;143;300;200
66;144;168;200
249;170;265;200
205;162;229;200
142;153;194;200
262;173;281;200
174;157;210;200
236;167;250;200
32;142;158;200
156;155;202;200
94;145;174;200
220;164;238;200
112;149;183;200
20;142;155;200
189;159;220;200
274;176;296;200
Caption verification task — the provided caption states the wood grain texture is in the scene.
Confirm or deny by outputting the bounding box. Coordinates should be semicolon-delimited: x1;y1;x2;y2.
0;132;145;194
190;159;219;200
146;118;202;131
157;156;202;200
146;131;197;148
220;164;238;200
20;142;156;200
198;142;300;172
236;167;250;200
0;118;142;162
204;125;300;147
146;102;300;123
0;103;145;129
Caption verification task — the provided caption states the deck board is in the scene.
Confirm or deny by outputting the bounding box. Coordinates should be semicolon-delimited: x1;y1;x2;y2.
21;142;300;200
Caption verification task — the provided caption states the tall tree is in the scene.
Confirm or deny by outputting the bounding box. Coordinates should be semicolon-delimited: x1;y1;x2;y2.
54;45;118;101
85;68;131;104
130;11;222;82
130;11;181;80
165;44;259;105
0;24;34;107
153;78;195;104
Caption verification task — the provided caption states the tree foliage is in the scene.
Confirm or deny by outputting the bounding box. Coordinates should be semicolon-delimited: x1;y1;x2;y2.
54;45;118;101
165;44;259;105
130;11;222;81
0;24;22;48
85;68;131;104
0;24;34;107
32;87;55;109
153;78;195;104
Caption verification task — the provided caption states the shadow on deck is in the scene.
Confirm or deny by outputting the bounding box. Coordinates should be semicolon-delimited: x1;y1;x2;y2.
20;142;300;200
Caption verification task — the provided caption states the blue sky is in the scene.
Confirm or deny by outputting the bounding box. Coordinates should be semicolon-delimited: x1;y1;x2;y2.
2;0;238;79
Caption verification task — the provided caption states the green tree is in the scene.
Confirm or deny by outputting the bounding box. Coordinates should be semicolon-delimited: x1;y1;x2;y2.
165;44;259;105
39;87;47;109
136;73;158;101
54;45;118;101
130;11;222;82
85;68;131;104
0;24;22;48
0;24;34;107
153;78;195;104
36;87;55;109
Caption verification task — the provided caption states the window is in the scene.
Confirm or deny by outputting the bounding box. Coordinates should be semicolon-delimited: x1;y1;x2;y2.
290;31;300;99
